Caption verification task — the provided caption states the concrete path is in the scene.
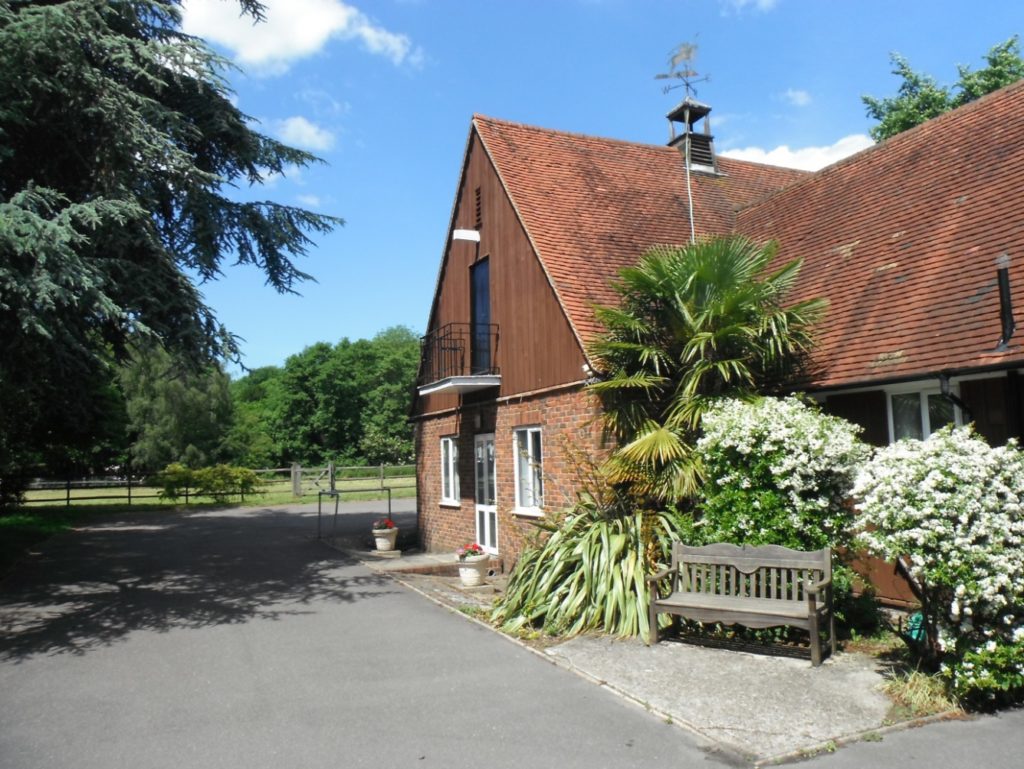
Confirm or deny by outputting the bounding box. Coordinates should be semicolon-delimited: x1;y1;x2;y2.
547;635;892;761
0;503;721;769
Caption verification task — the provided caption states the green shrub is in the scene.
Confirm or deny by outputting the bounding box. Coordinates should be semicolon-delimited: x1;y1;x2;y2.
492;489;687;639
693;396;872;631
855;426;1024;708
156;463;261;501
191;464;260;500
696;396;868;551
156;462;194;501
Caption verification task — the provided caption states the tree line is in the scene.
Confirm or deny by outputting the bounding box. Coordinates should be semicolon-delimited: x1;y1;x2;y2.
45;325;421;479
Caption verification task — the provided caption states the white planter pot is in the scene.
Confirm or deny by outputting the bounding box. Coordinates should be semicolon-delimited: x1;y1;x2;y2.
372;528;398;551
458;554;490;587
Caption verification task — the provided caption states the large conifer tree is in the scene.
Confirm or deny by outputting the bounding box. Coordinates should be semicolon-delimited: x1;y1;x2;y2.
0;1;340;504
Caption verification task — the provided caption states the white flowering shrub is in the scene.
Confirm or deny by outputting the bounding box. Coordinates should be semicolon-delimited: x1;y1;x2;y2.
854;425;1024;706
696;396;868;551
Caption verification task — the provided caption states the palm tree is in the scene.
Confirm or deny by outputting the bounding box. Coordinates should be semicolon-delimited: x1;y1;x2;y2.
587;236;825;502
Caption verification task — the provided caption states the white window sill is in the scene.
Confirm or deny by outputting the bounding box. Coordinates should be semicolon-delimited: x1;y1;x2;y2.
439;500;461;509
512;507;544;519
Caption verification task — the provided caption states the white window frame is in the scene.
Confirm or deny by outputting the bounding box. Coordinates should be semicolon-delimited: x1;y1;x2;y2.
513;426;544;515
440;436;459;506
886;384;962;443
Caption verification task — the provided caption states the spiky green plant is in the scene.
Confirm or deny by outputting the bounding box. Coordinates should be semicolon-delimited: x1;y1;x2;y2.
491;491;686;638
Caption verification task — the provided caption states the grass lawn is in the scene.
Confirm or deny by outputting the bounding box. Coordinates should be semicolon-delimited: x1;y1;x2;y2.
0;509;89;578
22;476;415;508
2;485;415;577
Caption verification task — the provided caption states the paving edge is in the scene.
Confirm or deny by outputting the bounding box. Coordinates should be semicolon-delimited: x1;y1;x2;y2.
752;709;968;767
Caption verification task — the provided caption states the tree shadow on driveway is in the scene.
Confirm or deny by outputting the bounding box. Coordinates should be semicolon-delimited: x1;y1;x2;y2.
0;507;397;662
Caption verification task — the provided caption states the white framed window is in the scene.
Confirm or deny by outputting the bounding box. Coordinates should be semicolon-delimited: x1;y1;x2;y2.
440;436;459;505
887;388;959;442
513;427;543;512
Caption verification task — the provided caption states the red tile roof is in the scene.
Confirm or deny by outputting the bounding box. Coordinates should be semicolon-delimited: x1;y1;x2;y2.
473;78;1024;390
473;115;807;347
737;78;1024;388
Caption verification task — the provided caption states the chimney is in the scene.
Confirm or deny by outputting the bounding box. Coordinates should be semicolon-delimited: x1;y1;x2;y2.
666;97;718;173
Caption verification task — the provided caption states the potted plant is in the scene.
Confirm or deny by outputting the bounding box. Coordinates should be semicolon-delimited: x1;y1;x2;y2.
371;518;399;551
456;543;489;587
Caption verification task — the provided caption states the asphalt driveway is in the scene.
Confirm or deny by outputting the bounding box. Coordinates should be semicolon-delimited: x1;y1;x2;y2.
0;502;719;769
3;502;1023;769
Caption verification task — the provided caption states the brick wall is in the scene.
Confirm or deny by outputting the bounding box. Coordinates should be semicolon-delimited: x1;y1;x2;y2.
414;385;607;569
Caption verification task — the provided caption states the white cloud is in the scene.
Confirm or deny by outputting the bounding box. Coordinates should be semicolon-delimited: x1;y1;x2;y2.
721;0;779;13
783;88;811;107
275;116;336;151
297;194;322;208
721;134;874;171
298;88;349;117
181;0;421;75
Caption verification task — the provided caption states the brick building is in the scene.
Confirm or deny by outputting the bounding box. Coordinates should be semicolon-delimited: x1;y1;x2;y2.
412;81;1024;577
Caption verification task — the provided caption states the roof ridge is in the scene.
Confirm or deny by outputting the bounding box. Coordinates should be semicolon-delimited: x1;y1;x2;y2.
473;114;814;179
472;113;681;153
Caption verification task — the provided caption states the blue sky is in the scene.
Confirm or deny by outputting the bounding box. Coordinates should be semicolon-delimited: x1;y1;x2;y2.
179;0;1021;373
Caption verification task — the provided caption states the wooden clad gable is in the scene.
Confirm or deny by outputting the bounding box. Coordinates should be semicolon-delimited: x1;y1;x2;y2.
416;128;585;416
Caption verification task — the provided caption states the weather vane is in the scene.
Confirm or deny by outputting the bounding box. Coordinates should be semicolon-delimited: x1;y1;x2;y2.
655;41;710;97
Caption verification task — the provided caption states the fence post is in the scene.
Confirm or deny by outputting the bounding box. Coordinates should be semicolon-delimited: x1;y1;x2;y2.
291;463;302;497
127;472;132;506
66;478;71;507
379;464;385;490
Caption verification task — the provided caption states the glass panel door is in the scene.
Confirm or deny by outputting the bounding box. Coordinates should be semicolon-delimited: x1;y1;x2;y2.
474;434;497;553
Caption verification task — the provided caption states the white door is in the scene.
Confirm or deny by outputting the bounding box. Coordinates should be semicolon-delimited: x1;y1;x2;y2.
474;433;497;553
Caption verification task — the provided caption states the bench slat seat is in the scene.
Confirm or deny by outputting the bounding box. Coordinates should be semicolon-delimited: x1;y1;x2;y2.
658;592;813;620
648;542;836;666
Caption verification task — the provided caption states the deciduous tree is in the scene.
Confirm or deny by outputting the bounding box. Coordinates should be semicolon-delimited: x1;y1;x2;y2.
864;36;1024;141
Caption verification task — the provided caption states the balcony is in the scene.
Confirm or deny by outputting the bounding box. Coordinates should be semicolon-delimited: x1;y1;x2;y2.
417;323;500;396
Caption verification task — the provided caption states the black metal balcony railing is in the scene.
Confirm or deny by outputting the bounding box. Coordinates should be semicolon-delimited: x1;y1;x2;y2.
419;322;500;386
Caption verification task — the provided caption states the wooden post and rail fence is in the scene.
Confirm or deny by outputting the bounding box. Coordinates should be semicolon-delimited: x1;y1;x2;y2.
20;463;415;508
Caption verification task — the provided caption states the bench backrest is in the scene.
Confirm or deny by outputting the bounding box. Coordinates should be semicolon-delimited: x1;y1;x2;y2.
671;543;830;602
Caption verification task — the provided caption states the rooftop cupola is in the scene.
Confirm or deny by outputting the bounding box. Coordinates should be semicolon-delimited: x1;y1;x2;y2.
667;96;718;173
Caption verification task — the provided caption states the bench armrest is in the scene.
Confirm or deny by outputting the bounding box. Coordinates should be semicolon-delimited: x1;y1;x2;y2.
647;567;678;600
805;575;833;615
805;575;832;595
646;566;677;586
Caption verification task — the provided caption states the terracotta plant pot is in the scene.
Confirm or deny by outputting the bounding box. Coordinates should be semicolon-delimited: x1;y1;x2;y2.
458;554;490;587
372;527;398;551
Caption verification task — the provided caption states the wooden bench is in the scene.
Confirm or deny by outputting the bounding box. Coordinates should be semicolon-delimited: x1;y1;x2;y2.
647;543;836;666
